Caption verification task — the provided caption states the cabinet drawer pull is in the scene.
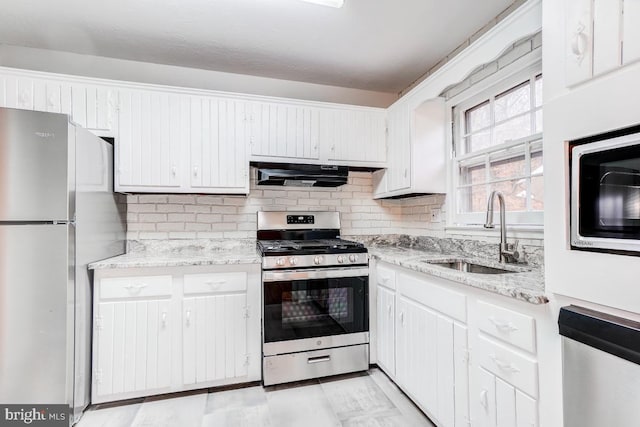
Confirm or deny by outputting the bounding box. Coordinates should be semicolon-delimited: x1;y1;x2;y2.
380;275;390;284
124;283;147;294
488;316;518;332
307;355;331;364
205;280;226;289
490;354;520;373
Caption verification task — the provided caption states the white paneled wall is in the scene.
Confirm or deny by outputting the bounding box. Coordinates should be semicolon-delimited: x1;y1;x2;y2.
125;170;448;240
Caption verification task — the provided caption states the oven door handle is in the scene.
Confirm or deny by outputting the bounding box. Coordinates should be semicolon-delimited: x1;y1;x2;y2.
262;267;369;282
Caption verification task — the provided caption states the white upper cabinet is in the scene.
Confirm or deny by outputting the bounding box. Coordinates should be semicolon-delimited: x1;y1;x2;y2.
381;100;411;194
374;97;446;199
565;0;594;86
248;101;386;167
623;0;640;65
0;71;117;135
34;80;73;115
190;97;250;193
70;83;119;134
0;74;36;110
565;0;640;86
322;108;387;166
0;67;391;192
248;101;320;161
117;89;184;191
592;0;622;76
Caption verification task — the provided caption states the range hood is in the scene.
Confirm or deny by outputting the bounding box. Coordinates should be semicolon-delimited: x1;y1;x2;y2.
256;163;348;187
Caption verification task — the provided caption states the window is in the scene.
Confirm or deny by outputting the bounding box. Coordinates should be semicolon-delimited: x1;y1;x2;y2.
452;71;543;226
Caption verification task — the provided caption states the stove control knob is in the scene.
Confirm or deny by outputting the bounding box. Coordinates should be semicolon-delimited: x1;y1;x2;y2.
313;256;324;265
276;257;285;266
289;257;298;266
337;255;345;264
349;254;359;263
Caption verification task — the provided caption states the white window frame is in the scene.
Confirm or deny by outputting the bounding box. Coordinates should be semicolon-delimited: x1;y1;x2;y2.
445;54;543;233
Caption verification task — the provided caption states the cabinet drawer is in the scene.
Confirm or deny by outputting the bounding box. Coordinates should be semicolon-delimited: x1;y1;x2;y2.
184;272;247;295
100;276;172;300
376;264;396;290
478;301;536;353
398;272;467;323
477;336;538;398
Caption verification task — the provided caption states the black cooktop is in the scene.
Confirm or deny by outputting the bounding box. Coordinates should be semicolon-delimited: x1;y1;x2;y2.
257;238;367;256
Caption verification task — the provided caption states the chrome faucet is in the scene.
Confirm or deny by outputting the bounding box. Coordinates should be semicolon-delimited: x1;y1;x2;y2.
484;190;520;263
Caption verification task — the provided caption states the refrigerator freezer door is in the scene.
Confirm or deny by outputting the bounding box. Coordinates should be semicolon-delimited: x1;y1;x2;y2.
0;108;71;221
0;224;71;405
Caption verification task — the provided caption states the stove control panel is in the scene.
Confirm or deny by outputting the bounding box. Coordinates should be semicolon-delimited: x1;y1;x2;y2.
287;215;314;225
264;253;368;269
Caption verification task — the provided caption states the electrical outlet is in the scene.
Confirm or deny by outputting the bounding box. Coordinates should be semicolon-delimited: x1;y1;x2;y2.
430;208;441;222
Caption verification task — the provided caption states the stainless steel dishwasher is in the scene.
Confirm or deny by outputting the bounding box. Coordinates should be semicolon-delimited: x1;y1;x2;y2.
558;305;640;427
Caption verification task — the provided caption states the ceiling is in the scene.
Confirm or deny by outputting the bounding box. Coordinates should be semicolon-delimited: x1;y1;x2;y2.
0;0;516;93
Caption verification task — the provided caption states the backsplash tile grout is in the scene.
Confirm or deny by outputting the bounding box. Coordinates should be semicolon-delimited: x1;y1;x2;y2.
125;168;447;241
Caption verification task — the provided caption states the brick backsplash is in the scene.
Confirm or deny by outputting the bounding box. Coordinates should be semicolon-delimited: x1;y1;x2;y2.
125;168;446;240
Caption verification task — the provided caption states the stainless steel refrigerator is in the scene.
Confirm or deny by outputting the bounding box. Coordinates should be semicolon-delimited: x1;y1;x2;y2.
0;107;126;424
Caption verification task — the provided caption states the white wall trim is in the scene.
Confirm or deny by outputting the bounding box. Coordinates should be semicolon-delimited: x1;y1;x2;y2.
394;0;542;109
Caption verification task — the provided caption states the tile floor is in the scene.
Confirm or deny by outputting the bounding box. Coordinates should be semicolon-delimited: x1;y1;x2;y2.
77;368;435;427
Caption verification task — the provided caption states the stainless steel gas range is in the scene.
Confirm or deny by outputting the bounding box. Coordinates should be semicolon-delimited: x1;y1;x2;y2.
257;211;370;386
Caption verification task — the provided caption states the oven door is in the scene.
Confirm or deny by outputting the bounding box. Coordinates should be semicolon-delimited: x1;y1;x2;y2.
571;130;640;253
262;267;369;354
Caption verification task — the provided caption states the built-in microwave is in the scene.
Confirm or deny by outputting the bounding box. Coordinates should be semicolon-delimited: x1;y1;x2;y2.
571;125;640;254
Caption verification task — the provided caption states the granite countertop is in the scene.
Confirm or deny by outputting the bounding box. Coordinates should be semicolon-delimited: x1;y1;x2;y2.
348;235;547;305
90;235;547;305
367;246;547;305
88;239;261;269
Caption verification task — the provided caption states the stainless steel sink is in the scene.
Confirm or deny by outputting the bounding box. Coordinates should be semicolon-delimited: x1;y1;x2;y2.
424;259;516;274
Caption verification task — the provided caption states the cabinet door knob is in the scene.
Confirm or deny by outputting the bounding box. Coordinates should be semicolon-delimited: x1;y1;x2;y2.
18;91;29;106
399;311;405;325
186;309;191;326
171;166;177;177
387;303;392;317
193;166;199;178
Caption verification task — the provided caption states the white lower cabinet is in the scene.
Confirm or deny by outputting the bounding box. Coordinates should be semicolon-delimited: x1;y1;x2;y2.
94;298;173;398
92;265;261;403
182;271;251;385
376;265;469;427
373;260;545;427
375;263;397;377
476;368;538;427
